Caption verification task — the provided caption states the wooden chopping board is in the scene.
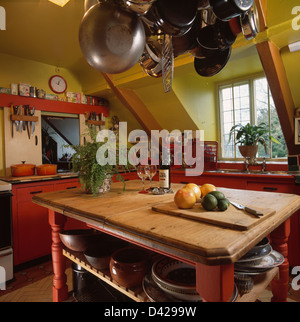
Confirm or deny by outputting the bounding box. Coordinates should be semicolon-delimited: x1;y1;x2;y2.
152;201;276;231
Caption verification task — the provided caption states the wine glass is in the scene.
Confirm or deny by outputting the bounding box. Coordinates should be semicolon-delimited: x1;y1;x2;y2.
137;165;148;194
145;165;157;191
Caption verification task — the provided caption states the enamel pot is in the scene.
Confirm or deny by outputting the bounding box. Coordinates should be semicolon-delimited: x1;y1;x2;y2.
79;2;146;74
209;0;254;21
144;0;199;37
11;162;36;177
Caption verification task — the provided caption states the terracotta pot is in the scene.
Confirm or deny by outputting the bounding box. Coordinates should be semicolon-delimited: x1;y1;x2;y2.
238;145;258;164
36;164;57;176
11;162;36;177
110;247;150;288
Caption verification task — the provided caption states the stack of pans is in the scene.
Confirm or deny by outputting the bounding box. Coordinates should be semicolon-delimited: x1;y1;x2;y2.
234;237;284;294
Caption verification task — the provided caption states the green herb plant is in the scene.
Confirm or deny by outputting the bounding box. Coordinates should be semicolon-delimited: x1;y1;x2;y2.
70;127;132;195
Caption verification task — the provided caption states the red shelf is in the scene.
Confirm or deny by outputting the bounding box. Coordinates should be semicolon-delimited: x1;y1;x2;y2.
0;93;109;116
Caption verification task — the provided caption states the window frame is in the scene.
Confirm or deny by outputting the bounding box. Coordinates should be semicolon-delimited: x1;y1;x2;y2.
217;73;287;162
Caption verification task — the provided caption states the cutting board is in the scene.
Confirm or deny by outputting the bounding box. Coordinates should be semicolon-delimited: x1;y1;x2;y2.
152;201;276;231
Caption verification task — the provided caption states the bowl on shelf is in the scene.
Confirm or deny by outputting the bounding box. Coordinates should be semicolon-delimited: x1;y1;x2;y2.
110;246;151;288
151;257;202;302
36;164;57;175
84;236;128;270
59;229;101;252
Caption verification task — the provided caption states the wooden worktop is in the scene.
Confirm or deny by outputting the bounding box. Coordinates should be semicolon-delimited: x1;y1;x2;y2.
32;180;300;266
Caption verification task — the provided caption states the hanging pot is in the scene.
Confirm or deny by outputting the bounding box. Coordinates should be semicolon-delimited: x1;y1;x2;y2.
240;3;260;40
209;0;254;21
84;0;99;12
194;46;231;77
79;2;146;74
124;0;157;15
139;38;163;77
144;0;199;37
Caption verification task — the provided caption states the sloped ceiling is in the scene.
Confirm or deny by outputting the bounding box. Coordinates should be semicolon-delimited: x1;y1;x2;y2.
0;0;300;136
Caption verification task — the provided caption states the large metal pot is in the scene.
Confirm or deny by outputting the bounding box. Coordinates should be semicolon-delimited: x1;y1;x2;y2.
209;0;254;21
79;2;146;74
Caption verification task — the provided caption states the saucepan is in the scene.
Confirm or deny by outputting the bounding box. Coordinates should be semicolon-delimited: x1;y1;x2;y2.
124;0;157;15
79;2;146;74
209;0;254;21
144;0;199;37
11;161;36;177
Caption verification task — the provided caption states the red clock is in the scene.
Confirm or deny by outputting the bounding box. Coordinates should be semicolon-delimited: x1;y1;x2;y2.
49;75;67;94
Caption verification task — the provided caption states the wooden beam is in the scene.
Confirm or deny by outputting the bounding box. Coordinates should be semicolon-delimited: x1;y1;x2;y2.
102;73;163;136
255;0;267;32
256;41;299;154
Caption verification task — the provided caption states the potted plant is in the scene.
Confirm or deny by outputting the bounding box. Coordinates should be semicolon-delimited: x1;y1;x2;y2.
70;127;132;195
229;123;280;163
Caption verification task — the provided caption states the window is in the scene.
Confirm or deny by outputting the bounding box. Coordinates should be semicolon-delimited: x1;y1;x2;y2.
218;76;287;160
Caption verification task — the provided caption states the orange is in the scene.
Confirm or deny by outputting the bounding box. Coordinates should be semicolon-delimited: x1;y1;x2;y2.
184;183;201;201
200;183;217;197
174;188;197;209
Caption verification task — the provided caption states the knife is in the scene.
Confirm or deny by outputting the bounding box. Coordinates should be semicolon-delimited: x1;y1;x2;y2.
30;106;35;136
24;105;31;139
10;104;17;138
230;201;264;218
17;105;23;133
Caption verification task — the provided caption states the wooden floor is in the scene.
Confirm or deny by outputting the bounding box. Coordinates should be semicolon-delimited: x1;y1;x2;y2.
0;259;299;302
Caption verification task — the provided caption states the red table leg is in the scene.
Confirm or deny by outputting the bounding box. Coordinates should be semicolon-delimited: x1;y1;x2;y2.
49;210;68;302
270;218;290;302
196;263;234;302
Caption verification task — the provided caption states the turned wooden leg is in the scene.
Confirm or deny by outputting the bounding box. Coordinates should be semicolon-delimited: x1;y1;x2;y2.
270;218;291;302
196;263;234;302
49;210;68;302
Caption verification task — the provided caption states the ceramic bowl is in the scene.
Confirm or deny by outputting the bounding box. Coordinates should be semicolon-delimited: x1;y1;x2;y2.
59;229;101;252
84;237;128;270
151;257;202;301
110;246;150;288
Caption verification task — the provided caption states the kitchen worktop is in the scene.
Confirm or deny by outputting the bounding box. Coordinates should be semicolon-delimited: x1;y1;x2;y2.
0;172;79;184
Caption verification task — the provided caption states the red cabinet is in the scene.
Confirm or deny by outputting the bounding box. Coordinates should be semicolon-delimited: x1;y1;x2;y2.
12;177;86;266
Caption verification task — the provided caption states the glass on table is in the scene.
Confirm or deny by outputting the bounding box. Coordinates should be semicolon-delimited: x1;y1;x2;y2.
137;165;148;194
145;165;157;191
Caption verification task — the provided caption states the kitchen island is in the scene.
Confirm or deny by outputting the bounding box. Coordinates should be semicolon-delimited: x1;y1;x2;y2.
32;180;300;302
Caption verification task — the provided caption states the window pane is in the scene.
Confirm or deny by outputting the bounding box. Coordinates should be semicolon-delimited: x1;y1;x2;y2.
254;78;269;127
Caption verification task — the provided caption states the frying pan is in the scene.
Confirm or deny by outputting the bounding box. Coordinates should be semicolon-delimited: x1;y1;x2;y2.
144;0;199;37
125;0;156;15
194;46;231;77
84;0;99;12
79;2;146;74
210;0;254;21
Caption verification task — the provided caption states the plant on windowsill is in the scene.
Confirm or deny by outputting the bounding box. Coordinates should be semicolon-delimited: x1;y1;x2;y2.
69;127;133;195
229;123;280;164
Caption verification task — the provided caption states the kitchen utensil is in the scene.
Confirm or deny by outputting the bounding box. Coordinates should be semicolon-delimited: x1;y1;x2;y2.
125;0;156;15
139;37;163;78
36;164;57;176
194;46;231;77
17;105;23;133
10;104;17;138
59;229;102;252
230;201;263;218
84;0;99;12
240;3;260;40
24;105;31;139
162;34;174;93
237;244;273;262
11;161;36;177
79;2;146;74
151;257;202;301
210;0;254;21
29;106;36;136
144;0;198;37
109;246;150;288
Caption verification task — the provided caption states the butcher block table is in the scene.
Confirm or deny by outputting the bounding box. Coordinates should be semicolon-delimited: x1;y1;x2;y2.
32;180;300;302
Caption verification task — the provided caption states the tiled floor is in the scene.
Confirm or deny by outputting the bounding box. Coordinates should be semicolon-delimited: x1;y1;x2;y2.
0;260;299;302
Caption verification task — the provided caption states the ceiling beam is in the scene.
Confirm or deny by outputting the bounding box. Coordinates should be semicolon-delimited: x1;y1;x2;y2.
256;41;299;155
102;73;163;136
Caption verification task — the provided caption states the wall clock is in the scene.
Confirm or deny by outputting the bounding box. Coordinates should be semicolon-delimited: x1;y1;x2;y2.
49;75;67;94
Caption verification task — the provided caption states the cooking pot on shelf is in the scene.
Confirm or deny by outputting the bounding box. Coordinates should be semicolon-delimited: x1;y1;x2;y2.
36;164;57;176
11;161;36;177
209;0;254;21
79;2;146;74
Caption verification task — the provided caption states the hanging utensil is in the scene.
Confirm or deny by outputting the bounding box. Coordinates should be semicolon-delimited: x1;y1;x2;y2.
10;104;17;138
30;106;36;136
194;46;231;77
24;105;31;139
125;0;156;15
162;34;174;93
240;3;260;40
209;0;254;21
17;105;23;133
79;2;146;74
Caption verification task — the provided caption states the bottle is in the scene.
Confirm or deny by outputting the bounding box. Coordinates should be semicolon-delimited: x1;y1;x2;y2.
159;150;171;190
